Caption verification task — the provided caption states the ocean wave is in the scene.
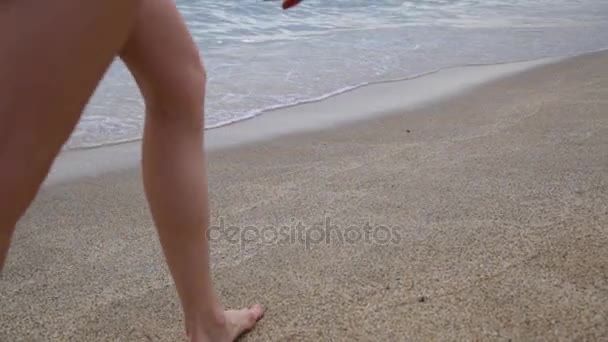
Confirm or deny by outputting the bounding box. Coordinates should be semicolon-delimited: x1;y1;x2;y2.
65;0;608;150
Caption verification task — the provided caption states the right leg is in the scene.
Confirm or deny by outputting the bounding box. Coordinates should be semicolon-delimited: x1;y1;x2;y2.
119;1;263;341
0;1;140;269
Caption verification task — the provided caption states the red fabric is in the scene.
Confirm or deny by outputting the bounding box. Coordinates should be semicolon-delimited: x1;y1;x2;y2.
282;0;303;10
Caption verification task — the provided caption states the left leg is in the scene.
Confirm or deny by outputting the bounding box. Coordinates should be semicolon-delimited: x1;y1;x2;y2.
0;0;142;271
119;1;263;341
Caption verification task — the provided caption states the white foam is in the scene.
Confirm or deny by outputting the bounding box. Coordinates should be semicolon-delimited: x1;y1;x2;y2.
45;55;563;187
64;0;608;150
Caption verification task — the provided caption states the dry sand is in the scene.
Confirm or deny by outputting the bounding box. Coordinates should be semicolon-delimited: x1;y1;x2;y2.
1;50;607;341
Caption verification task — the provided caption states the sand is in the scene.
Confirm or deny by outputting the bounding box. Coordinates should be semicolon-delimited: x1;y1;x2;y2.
1;50;607;341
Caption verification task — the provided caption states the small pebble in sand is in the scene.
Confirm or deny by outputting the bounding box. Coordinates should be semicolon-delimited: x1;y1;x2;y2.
418;296;426;303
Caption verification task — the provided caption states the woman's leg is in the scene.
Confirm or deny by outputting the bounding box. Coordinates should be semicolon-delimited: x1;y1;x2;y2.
119;1;263;341
0;1;140;270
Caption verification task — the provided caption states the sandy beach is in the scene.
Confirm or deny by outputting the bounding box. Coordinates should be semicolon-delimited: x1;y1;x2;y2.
1;50;607;340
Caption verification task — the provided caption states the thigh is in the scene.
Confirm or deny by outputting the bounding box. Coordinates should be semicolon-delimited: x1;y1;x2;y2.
0;1;141;151
120;0;206;114
0;0;141;269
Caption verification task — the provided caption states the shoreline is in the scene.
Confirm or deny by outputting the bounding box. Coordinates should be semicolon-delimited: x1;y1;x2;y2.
68;52;584;151
45;53;569;186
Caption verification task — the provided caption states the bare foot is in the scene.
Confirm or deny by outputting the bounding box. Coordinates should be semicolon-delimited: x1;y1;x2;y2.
189;305;265;342
224;304;265;340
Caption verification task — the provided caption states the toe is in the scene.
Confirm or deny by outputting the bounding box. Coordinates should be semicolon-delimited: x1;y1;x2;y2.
226;304;265;340
243;305;264;329
249;304;265;322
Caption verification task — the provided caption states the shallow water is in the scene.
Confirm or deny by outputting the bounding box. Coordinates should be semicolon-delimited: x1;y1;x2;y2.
67;0;608;149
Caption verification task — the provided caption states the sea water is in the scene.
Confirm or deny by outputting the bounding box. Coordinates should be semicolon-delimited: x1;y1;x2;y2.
67;0;608;149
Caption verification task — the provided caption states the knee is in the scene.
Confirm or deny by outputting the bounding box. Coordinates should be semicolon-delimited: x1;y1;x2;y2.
182;61;207;107
144;61;207;131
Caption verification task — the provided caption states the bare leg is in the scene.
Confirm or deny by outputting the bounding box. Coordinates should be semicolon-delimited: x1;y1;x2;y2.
0;1;141;270
119;1;263;341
